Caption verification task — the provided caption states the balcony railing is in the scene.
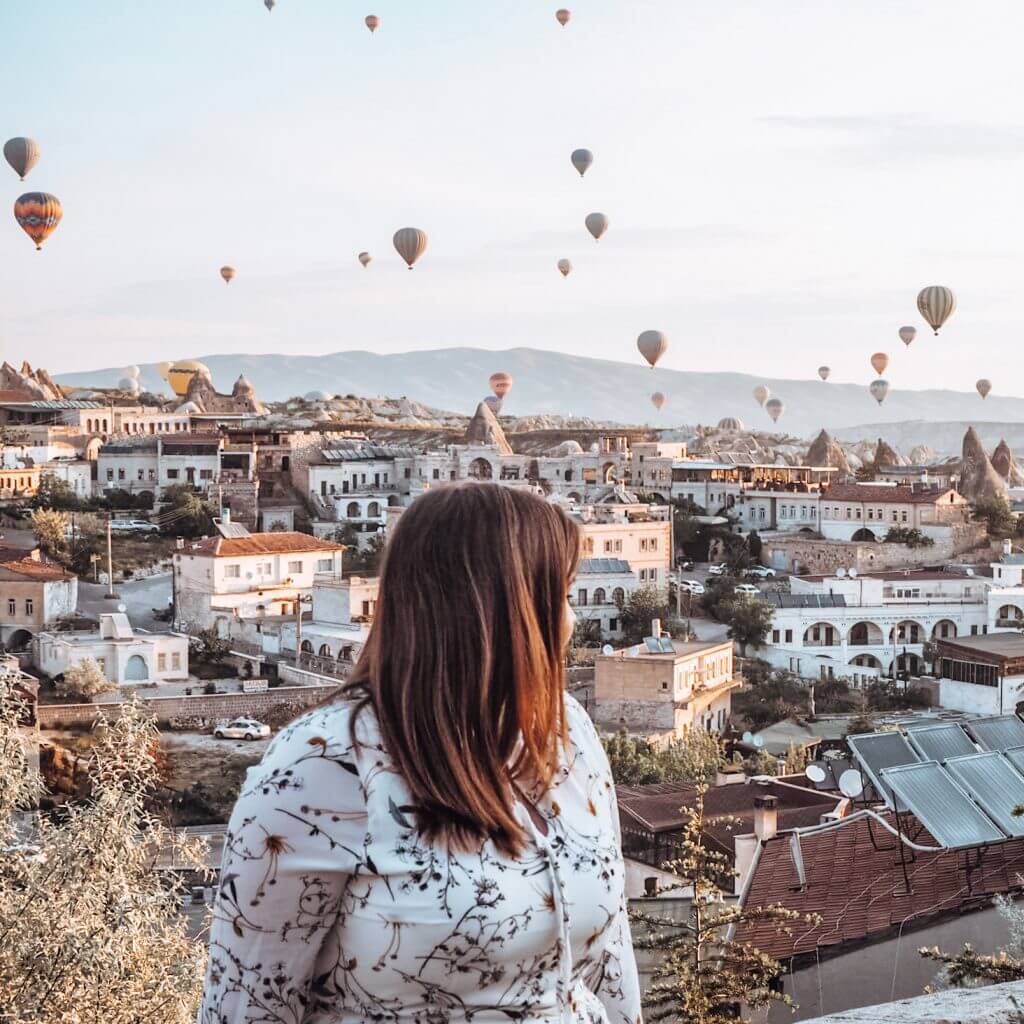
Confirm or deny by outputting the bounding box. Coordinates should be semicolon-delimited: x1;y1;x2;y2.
296;652;352;679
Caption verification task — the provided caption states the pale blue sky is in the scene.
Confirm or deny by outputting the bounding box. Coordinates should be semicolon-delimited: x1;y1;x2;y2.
2;0;1023;393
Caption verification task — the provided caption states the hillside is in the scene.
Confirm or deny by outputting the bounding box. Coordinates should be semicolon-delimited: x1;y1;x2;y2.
54;347;1024;438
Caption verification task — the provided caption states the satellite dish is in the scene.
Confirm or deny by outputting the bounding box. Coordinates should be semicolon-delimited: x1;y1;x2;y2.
838;770;864;798
805;764;827;783
742;731;754;744
966;568;975;577
117;603;127;614
601;644;613;656
849;568;858;578
753;736;765;749
628;646;640;658
836;568;847;578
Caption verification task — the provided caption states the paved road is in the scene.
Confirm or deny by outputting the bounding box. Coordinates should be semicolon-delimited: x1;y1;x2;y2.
77;572;172;631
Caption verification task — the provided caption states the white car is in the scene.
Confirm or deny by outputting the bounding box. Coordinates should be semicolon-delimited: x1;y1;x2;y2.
745;565;777;579
110;519;159;533
706;563;728;576
677;579;706;595
213;718;270;741
733;583;760;596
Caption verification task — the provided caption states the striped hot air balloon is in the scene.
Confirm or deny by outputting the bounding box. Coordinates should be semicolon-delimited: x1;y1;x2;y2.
358;251;372;268
870;379;890;405
765;397;784;422
557;258;572;277
585;212;608;241
977;378;992;399
220;265;236;284
650;391;666;411
917;285;956;335
898;325;916;347
3;137;40;181
753;384;770;407
14;192;62;250
637;330;668;368
393;227;428;269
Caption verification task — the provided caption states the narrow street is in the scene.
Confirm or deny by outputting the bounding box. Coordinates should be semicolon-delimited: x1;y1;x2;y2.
77;572;172;632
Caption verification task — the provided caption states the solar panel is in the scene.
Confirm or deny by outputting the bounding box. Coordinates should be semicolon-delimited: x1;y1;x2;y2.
966;715;1024;752
643;637;661;653
944;753;1024;838
905;723;977;763
879;761;1006;849
847;731;921;806
1004;745;1024;775
659;637;675;653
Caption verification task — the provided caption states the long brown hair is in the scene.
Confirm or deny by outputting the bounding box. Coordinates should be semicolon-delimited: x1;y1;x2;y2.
344;483;580;855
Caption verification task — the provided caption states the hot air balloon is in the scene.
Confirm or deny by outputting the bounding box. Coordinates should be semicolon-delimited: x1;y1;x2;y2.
765;398;784;423
3;138;40;181
585;212;608;241
14;192;62;250
651;392;666;411
126;366;140;380
977;378;992;399
556;8;570;25
489;372;513;399
166;360;212;398
358;251;372;268
818;366;830;381
557;258;572;277
220;266;235;284
899;325;916;347
571;149;593;178
870;379;890;405
753;384;770;407
264;0;275;10
870;352;889;376
157;362;172;381
917;285;956;335
393;227;428;269
637;330;668;368
365;14;379;32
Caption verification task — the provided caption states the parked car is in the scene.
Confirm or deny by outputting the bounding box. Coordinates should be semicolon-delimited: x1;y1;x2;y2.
110;519;159;533
745;565;777;579
677;579;706;595
677;559;695;571
213;718;271;741
733;583;760;596
707;563;728;576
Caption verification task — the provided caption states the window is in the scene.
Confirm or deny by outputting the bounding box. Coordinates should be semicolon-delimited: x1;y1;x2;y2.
224;564;241;579
650;537;658;551
287;560;304;573
612;587;625;605
772;629;780;644
593;588;606;605
117;468;125;481
404;468;411;479
432;469;440;480
157;653;167;671
608;617;618;632
784;629;793;643
137;469;144;481
639;538;649;552
577;588;588;606
200;469;213;480
25;599;33;615
166;469;179;480
901;510;908;522
316;558;333;572
639;569;647;582
171;652;181;670
148;469;155;480
106;469;114;482
867;508;874;520
661;681;668;691
6;599;13;616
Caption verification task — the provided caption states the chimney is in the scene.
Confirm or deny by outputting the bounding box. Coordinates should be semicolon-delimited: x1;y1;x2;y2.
1004;539;1013;557
222;508;232;525
753;792;778;842
651;617;662;638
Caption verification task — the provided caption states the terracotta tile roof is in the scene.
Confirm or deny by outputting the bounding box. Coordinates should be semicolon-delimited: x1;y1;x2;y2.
186;532;343;557
617;779;843;856
734;812;1024;961
823;483;961;505
0;556;74;581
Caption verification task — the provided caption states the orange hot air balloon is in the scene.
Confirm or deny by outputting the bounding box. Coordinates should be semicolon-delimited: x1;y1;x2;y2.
489;372;513;399
365;14;380;32
14;192;62;250
870;352;889;376
220;265;236;284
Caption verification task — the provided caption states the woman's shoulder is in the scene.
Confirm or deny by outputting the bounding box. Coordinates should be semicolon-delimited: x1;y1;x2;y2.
564;693;607;761
257;695;381;772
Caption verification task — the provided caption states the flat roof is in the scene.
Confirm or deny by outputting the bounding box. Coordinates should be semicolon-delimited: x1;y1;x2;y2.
939;633;1024;660
795;569;971;583
600;638;730;661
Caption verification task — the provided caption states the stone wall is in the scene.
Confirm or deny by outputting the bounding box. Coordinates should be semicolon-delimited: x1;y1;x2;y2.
36;683;337;728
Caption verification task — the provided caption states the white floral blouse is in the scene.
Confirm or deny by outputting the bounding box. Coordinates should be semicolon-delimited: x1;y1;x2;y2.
198;694;642;1024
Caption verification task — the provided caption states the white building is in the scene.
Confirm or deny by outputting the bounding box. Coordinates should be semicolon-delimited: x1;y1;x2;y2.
33;613;189;687
935;633;1024;715
576;494;672;591
571;558;638;640
98;434;223;499
755;547;1024;685
173;525;344;641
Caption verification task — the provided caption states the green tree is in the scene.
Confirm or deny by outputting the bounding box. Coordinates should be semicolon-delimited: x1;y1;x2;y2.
717;596;774;656
884;526;935;548
732;670;807;730
30;507;69;561
602;730;724;787
344;533;386;577
159;484;215;538
672;498;708;560
571;617;603;647
746;747;779;776
617;585;685;645
57;657;117;702
31;473;83;511
632;788;819;1023
188;626;231;667
746;530;762;560
783;741;810;775
973;495;1015;538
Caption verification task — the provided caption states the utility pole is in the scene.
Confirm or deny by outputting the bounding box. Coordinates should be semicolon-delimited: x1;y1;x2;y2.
104;515;117;600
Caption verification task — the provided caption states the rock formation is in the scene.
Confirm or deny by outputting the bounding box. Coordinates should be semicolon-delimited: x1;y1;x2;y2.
806;429;851;476
0;360;63;401
465;401;513;455
991;439;1024;486
872;437;905;472
182;370;266;415
958;426;1007;503
908;444;937;465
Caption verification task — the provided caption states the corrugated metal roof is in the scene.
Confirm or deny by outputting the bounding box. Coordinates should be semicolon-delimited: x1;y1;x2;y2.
944;752;1024;838
879;761;1005;848
966;715;1024;752
905;723;977;763
577;558;633;575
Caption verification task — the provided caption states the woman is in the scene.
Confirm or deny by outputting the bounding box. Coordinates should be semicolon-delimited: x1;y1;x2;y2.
199;483;641;1023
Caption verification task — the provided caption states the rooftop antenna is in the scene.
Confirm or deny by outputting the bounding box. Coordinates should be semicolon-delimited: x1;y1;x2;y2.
601;644;613;656
805;764;827;784
838;770;864;799
836;567;847;578
849;568;858;578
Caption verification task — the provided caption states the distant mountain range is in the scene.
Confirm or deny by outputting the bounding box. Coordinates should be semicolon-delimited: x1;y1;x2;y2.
54;346;1024;444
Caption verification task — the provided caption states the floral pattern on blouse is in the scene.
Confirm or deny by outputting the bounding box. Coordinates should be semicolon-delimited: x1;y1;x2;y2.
198;694;641;1024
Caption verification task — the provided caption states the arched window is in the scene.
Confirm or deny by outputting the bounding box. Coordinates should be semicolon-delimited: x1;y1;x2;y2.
318;643;332;657
612;587;625;606
367;501;380;518
125;654;148;681
301;639;313;653
468;458;492;480
593;588;607;605
346;502;360;518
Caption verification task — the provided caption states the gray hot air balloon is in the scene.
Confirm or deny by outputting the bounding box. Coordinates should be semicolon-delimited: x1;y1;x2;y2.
650;392;666;411
264;0;275;10
870;378;890;405
3;138;40;181
358;251;372;268
556;8;571;25
557;258;572;277
637;330;668;368
977;378;992;399
585;212;608;241
917;285;956;335
818;366;830;381
898;325;916;347
765;397;784;422
753;384;770;407
571;149;593;178
393;227;428;269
